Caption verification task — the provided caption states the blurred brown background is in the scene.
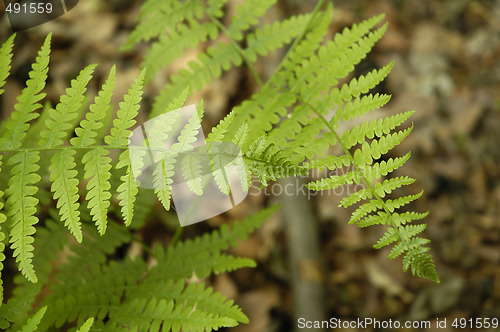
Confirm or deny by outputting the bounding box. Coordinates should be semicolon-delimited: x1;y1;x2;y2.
1;0;499;331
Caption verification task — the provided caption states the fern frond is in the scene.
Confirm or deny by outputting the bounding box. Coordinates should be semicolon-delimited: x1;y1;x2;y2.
48;149;81;241
172;109;204;195
72;66;116;233
226;7;333;146
206;110;235;143
231;122;251;191
246;136;306;186
307;169;360;191
152;44;242;117
209;149;232;195
6;151;41;283
0;34;15;96
403;249;439;282
361;151;411;183
75;318;94;332
332;95;390;129
105;70;145;226
111;279;247;331
0;34;51;150
146;110;183;210
158;205;279;279
352;125;413;166
326;64;394;124
341;109;414;150
104;69;145;147
71;66;116;147
121;0;207;51
339;176;415;208
172;281;248;324
142;21;218;82
110;297;238;332
38;64;96;241
0;156;6;303
33;207;273;331
81;148;112;234
227;0;276;41
292;22;388;103
16;306;46;332
373;226;398;249
2;217;68;330
181;153;204;196
243;14;311;62
39;64;96;147
280;4;332;77
36;222;136;331
384;190;423;213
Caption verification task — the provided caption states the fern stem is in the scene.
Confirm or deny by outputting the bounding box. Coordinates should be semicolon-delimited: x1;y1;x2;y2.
170;226;183;247
206;15;263;87
0;145;300;170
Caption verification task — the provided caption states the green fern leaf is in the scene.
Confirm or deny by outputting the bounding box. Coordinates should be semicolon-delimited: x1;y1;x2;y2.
174;110;204;195
307;170;361;191
374;176;415;198
152;44;242;117
332;94;392;127
75;317;94;332
0;156;7;303
159;205;279;279
6;151;41;283
111;297;238;332
373;227;399;249
391;211;429;226
48;149;82;241
348;199;382;224
38;64;96;241
362;151;411;183
0;34;15;96
231;122;251;191
206;110;235;143
180;153;204;196
244;14;311;62
104;69;145;147
71;66;116;147
341;110;413;149
142;21;218;82
16;305;46;332
72;66;116;233
82;148;112;234
122;279;248;329
383;190;424;212
147;111;183;211
353;125;413;166
121;0;206;51
105;70;145;226
227;0;276;41
0;34;51;150
39;64;96;147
